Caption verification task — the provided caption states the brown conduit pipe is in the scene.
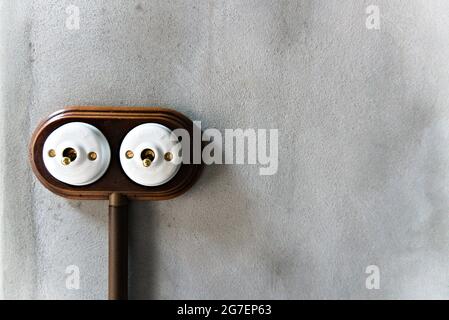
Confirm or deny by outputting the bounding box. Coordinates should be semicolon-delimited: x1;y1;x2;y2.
108;193;128;300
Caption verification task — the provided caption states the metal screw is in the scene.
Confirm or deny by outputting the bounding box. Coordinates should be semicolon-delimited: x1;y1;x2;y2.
125;150;134;159
164;152;173;161
61;157;71;165
88;152;97;161
142;158;152;167
48;149;56;157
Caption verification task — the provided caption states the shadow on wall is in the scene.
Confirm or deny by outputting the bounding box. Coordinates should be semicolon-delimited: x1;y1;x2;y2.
128;159;256;299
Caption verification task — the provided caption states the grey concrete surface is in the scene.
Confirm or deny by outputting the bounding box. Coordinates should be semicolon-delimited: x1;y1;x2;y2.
1;0;449;299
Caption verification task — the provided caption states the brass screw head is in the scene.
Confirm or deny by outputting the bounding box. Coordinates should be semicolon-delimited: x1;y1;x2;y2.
61;157;71;165
164;152;173;161
88;152;97;161
125;150;134;159
142;158;152;167
48;149;56;157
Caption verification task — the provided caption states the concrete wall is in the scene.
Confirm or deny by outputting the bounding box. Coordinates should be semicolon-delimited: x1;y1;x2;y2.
1;0;449;299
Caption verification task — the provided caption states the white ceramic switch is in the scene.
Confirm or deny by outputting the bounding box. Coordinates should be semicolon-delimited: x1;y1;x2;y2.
43;122;111;186
119;123;182;186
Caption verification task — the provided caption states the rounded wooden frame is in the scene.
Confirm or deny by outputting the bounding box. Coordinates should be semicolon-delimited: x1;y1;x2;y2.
29;106;203;200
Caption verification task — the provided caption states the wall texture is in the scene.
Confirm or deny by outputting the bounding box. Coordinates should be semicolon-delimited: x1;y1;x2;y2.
1;0;449;299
